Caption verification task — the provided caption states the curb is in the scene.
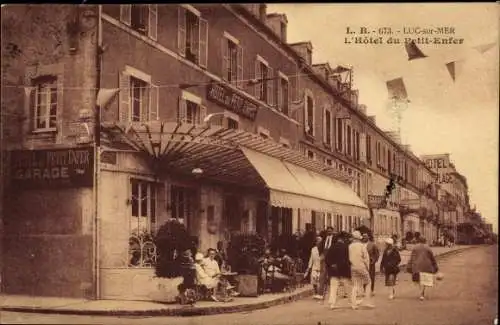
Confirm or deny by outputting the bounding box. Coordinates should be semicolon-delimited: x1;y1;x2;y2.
0;246;475;317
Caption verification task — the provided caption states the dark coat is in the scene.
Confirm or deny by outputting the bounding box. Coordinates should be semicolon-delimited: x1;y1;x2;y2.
380;247;401;275
324;239;351;278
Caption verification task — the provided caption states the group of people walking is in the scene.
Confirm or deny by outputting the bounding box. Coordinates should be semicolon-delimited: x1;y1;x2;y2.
304;227;440;310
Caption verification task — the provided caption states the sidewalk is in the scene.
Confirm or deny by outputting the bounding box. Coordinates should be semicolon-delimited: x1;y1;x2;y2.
0;245;475;317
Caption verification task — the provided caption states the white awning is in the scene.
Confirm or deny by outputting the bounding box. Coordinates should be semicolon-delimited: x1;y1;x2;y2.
242;148;369;218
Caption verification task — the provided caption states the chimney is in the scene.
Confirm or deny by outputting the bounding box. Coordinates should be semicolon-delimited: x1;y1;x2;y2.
367;116;376;124
290;41;313;66
266;13;288;43
358;104;367;114
350;89;359;107
241;4;267;22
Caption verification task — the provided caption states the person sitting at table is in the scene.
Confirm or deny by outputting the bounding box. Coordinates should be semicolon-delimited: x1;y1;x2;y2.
194;253;219;301
203;248;222;278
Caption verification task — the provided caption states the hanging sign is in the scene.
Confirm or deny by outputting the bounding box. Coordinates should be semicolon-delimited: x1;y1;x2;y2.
206;83;259;121
10;147;94;189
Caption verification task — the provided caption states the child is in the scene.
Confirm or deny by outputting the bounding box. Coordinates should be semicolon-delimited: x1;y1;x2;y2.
305;236;323;299
380;238;401;300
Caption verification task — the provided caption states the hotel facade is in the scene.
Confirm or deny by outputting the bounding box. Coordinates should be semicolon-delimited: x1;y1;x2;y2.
1;4;467;301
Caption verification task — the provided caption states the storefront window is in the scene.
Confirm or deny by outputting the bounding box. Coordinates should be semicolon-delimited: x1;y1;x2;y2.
129;179;157;267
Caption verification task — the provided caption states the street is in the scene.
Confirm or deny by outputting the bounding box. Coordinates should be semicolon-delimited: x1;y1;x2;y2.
1;245;497;325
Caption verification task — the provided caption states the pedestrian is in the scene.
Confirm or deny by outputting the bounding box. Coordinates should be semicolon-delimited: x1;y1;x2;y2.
380;238;401;300
348;230;375;309
407;237;439;301
319;226;335;299
325;231;351;309
305;236;323;299
362;232;380;296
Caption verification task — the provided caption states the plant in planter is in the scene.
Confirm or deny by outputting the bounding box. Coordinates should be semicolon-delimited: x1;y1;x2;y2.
154;219;193;278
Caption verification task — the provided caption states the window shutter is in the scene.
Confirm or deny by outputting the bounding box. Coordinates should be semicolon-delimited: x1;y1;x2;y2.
254;59;262;99
148;5;158;40
149;84;159;121
198;18;208;68
119;72;131;122
303;94;309;133
222;38;229;80
177;97;187;124
322;108;327;143
277;75;282;111
25;87;35;131
360;133;366;162
267;67;274;106
120;5;132;25
237;45;243;88
177;6;186;56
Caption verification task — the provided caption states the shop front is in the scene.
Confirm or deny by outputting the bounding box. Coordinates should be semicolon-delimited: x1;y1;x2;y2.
2;147;95;298
97;122;369;301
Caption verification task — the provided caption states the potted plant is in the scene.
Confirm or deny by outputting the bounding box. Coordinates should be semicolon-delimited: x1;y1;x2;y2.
149;219;193;303
227;232;265;296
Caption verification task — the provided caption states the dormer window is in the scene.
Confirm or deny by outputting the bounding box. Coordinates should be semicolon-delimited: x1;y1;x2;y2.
280;21;287;42
306;48;312;65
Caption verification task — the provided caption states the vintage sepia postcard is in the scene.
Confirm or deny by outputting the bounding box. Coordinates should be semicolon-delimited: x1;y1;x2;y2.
1;3;498;325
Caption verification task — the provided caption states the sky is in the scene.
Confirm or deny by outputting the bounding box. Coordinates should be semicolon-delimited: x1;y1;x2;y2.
268;3;499;232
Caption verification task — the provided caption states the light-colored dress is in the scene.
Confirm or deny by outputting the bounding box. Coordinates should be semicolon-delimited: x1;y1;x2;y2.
307;246;321;285
195;264;218;289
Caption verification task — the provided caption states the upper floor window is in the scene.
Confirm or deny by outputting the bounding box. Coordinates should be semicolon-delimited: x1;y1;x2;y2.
388;150;392;173
354;130;360;161
178;91;206;125
222;32;243;88
307;149;315;160
119;66;159;122
32;76;58;131
346;124;352;156
177;5;208;67
336;118;343;152
304;94;314;137
366;134;372;163
277;72;289;115
323;108;332;146
131;77;149;122
325;158;333;166
376;141;381;165
255;57;273;104
120;5;157;40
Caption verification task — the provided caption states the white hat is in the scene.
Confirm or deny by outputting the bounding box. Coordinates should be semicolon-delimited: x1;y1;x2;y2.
385;238;394;245
352;230;362;240
195;253;204;261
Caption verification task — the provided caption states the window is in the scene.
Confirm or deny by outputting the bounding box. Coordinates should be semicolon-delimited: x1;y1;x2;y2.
223;33;243;88
255;59;272;104
120;5;157;40
119;67;158;122
306;48;312;65
227;117;239;129
32;76;58;131
305;94;314;137
177;6;208;67
325;158;333;166
178;91;206;125
336;118;343;151
307;150;315;160
346;125;352;156
129;179;157;267
376;141;381;165
366;135;372;163
171;185;197;230
324;109;332;146
131;77;148;122
277;74;289;115
355;130;360;161
388;150;392;173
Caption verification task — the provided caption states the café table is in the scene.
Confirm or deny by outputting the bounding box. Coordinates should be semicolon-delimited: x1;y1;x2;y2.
218;271;238;301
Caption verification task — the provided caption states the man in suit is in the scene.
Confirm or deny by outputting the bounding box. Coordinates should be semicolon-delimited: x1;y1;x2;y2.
318;226;335;299
325;231;351;309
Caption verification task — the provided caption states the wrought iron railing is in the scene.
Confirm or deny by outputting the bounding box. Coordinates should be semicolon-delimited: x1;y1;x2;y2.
128;231;158;267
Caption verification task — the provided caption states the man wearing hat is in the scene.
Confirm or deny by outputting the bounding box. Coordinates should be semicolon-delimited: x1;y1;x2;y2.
349;230;375;309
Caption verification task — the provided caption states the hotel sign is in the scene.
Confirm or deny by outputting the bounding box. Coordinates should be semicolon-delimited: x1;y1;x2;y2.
206;83;259;121
10;147;94;189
